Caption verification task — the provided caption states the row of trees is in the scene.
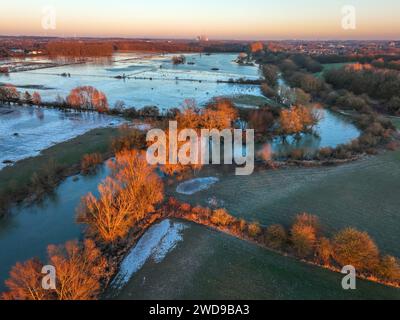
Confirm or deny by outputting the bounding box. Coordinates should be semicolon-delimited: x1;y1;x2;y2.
257;50;398;160
168;200;400;285
371;58;400;71
0;84;109;113
0;84;42;105
325;65;400;114
47;41;113;57
176;98;239;130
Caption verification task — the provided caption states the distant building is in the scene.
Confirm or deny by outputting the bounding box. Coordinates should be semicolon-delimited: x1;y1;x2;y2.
196;35;209;42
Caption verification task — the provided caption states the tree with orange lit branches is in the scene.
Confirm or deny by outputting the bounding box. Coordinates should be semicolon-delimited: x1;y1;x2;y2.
279;106;319;139
67;86;109;112
2;239;108;300
77;150;164;243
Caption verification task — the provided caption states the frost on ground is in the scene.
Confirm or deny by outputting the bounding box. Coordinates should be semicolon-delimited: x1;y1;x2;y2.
0;105;123;170
176;177;219;195
110;219;188;290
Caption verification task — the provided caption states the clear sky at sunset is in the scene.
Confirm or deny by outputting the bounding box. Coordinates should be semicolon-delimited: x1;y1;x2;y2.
1;0;399;40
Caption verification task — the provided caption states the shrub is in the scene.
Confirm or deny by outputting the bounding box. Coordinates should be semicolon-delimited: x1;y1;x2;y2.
376;256;400;283
29;159;61;197
81;153;103;175
0;84;20;102
248;107;276;135
290;213;319;258
247;222;262;238
210;209;235;227
316;237;333;265
332;228;380;272
32;92;42;105
261;83;279;99
139;106;160;118
264;224;287;250
172;55;186;65
112;125;147;152
66;86;108;112
262;64;278;86
239;219;247;232
317;147;334;159
289;149;305;160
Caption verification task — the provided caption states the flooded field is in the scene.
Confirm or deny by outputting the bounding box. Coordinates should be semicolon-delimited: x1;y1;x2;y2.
1;150;399;298
0;165;110;292
0;104;121;170
1;53;262;109
270;109;360;156
0;52;397;300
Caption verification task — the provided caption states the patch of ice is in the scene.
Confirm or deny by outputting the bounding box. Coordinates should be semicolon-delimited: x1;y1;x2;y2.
111;219;188;289
176;177;219;195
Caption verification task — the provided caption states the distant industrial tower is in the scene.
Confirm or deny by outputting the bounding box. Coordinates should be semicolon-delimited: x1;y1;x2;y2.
197;35;209;42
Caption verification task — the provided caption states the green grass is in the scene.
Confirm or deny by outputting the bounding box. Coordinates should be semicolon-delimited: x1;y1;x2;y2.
223;94;285;109
228;94;272;107
315;62;351;78
171;150;400;258
114;222;400;300
389;117;400;130
0;127;119;195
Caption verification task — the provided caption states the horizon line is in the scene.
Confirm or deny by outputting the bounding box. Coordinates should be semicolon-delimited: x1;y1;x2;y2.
1;34;399;42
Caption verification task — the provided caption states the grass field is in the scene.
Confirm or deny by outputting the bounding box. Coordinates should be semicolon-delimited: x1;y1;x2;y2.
389;117;400;130
0;127;119;195
315;63;351;78
228;94;278;108
170;150;400;258
115;221;400;300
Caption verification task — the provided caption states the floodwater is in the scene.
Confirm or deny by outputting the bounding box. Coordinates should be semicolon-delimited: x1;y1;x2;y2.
270;109;360;157
0;104;122;170
176;177;219;195
1;152;399;298
0;165;110;292
0;52;394;299
1;53;262;109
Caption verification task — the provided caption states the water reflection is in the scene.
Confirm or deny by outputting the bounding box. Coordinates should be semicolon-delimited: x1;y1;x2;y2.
268;109;360;157
0;165;110;292
4;53;262;108
0;104;123;169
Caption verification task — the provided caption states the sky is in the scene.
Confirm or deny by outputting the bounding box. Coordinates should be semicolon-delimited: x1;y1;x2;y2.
1;0;399;40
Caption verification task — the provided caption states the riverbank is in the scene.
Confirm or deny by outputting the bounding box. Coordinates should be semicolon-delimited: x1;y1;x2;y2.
0;127;120;215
